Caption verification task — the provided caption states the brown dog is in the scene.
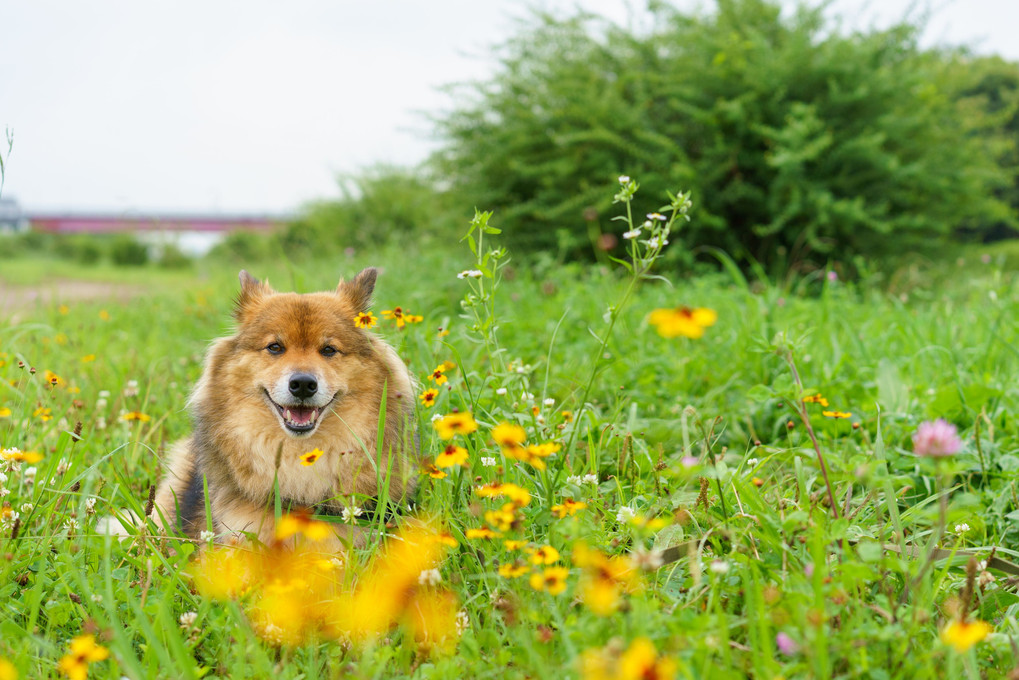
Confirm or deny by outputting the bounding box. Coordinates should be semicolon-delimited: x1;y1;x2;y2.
153;268;416;548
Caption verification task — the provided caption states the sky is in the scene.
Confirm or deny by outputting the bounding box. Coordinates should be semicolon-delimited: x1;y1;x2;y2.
2;0;1018;215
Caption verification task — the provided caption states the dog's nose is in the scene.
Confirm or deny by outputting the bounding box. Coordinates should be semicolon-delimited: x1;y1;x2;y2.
288;373;318;399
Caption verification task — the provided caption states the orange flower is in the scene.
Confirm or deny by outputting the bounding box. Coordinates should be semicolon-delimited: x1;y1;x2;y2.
476;482;531;507
418;388;439;407
551;498;587;518
803;393;830;407
822;410;852;419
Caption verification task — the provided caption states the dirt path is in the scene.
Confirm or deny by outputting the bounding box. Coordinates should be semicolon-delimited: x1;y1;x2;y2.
0;279;139;318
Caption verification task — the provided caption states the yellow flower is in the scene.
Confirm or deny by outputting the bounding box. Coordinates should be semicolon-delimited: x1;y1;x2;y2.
423;461;447;479
419;388;439;407
58;304;69;315
561;410;574;423
381;306;423;329
0;407;10;418
803;393;829;407
822;410;852;419
498;563;530;578
0;659;14;680
275;511;333;542
466;527;501;539
1;449;43;464
503;441;560;470
648;306;717;339
353;311;377;329
941;618;992;653
429;364;450;385
58;635;109;680
484;503;517;532
34;407;52;422
492;422;526;450
503;539;526;550
433;412;479;440
300;448;323;466
573;543;640;617
476;482;531;507
98;309;110;321
551;498;587;518
121;411;151;422
529;566;569;595
426;532;459;548
526;545;560;565
81;354;96;363
44;370;64;387
435;444;469;468
619;638;676;680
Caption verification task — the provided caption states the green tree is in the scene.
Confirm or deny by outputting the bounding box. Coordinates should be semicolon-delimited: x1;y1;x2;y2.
433;0;1012;270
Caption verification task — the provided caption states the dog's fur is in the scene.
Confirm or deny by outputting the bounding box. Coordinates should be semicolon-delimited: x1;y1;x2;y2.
153;268;416;548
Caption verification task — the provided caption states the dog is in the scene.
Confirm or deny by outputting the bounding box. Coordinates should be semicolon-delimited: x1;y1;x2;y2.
152;268;417;549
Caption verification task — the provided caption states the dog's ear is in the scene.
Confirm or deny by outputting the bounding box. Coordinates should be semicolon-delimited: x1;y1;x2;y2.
338;267;377;313
234;270;273;319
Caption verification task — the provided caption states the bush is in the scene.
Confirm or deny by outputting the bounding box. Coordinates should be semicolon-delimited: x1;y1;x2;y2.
156;242;193;269
433;0;1012;270
109;234;149;266
284;165;458;258
52;235;104;264
207;229;275;263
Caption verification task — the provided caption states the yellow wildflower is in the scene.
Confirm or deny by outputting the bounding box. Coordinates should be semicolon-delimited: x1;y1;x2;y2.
433;412;479;440
418;388;439;407
57;635;109;680
526;545;560;565
466;527;501;539
498;563;530;578
822;410;852;419
121;411;151;422
529;566;569;595
941;618;992;653
300;448;323;466
275;510;333;542
551;498;587;518
435;444;469;468
648;306;717;339
353;311;377;329
0;407;10;418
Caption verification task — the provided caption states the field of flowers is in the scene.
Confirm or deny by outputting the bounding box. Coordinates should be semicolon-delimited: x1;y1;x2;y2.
2;180;1019;679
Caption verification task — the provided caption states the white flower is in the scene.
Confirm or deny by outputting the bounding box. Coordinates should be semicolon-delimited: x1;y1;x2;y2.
495;387;508;396
65;518;80;532
430;412;444;422
642;220;654;229
632;546;664;570
98;390;111;398
647;213;667;221
481;457;497;467
199;530;216;543
647;236;669;249
56;459;70;475
457;269;483;279
96;399;108;409
709;560;729;574
455;610;470;634
342;506;364;524
543;398;555;406
0;511;18;530
23;467;37;482
20;503;33;513
0;472;7;484
90;594;102;603
622;229;641;240
179;611;198;628
582;473;598;485
84;497;97;515
616;506;636;523
520;391;535;401
618;175;630;184
954;523;971;534
122;380;140;398
746;458;759;468
418;568;442;586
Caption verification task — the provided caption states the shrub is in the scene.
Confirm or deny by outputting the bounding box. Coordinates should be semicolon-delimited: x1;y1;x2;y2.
433;0;1012;270
109;234;149;266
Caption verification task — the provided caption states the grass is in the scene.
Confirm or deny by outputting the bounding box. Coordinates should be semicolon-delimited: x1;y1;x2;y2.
1;187;1018;679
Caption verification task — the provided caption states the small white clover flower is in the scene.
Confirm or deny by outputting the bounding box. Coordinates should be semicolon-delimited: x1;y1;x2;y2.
179;611;199;628
23;467;37;480
618;175;630;184
20;503;33;513
457;269;483;279
954;523;971;534
582;473;598;485
199;530;216;543
0;472;7;484
543;398;556;406
632;547;664;570
65;518;80;532
455;610;470;634
84;497;97;515
418;568;442;586
746;458;759;468
616;506;636;523
90;594;102;603
342;506;364;524
98;390;111;399
481;457;497;467
520;391;535;401
0;488;9;498
622;229;641;240
56;459;70;475
495;387;508;396
566;475;582;485
709;560;729;574
430;412;444;422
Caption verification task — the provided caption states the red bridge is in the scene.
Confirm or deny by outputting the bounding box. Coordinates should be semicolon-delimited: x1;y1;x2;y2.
28;213;287;234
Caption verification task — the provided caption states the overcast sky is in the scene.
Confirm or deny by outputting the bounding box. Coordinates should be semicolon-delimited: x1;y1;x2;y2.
2;0;1018;215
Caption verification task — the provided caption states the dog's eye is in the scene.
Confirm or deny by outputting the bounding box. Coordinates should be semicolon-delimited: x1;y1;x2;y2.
320;345;339;357
266;342;285;355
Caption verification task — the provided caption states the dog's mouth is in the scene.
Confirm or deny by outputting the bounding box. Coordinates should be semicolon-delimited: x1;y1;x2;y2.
264;391;333;435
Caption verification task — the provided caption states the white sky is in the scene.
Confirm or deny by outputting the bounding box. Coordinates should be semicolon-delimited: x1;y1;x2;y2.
2;0;1017;214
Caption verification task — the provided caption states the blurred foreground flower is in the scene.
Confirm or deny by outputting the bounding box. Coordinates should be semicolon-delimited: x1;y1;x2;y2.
573;543;641;616
433;412;478;440
912;419;963;457
581;637;676;680
193;521;459;648
648;306;717;339
941;618;991;653
58;635;109;680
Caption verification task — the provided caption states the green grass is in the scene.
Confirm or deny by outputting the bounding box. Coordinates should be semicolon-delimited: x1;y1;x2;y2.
1;209;1018;678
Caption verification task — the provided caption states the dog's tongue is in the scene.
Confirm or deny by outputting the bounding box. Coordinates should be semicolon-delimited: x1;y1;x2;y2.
286;406;318;426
